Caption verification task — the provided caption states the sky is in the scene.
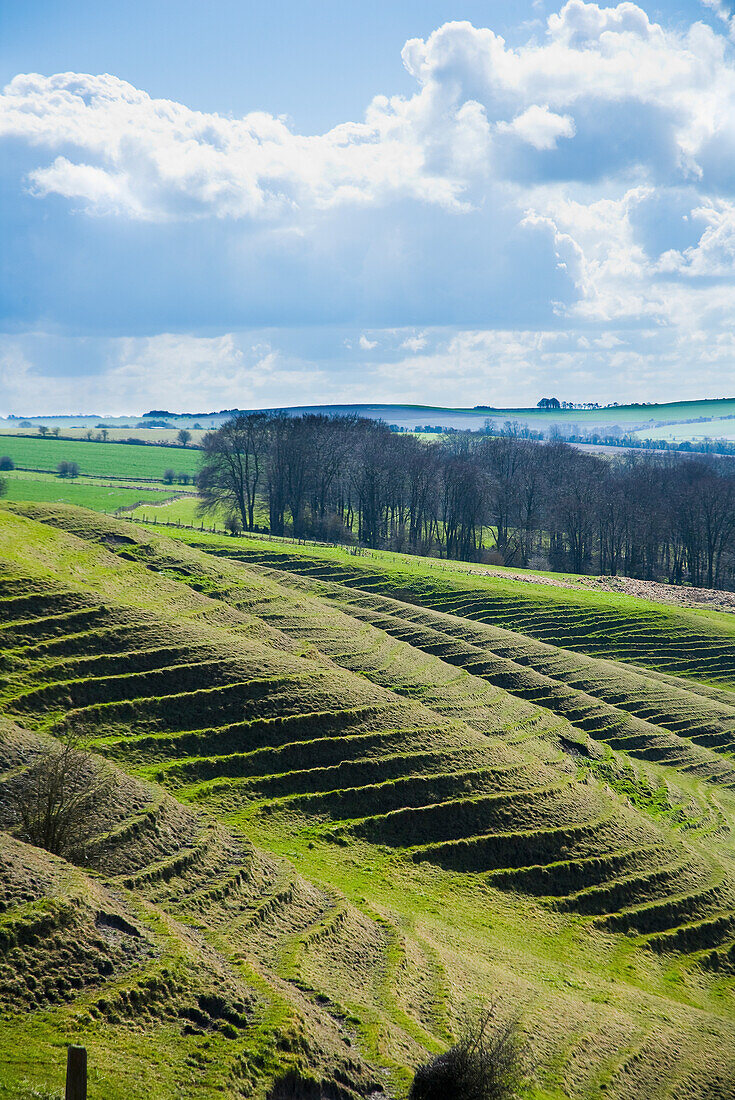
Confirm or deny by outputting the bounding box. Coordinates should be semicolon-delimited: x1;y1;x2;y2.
2;0;735;414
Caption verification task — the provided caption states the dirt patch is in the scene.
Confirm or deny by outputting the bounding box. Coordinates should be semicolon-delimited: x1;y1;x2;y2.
470;566;735;614
580;575;735;613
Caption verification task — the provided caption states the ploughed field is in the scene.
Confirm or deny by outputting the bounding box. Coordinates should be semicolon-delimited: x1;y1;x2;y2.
1;502;735;1099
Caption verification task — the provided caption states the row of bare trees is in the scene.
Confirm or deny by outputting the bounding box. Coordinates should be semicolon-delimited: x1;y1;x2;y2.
197;414;735;589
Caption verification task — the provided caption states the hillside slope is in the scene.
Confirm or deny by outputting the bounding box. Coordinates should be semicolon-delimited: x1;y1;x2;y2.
1;503;735;1098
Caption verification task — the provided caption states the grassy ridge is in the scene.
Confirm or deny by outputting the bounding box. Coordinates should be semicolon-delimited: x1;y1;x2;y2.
165;528;735;679
1;503;735;1099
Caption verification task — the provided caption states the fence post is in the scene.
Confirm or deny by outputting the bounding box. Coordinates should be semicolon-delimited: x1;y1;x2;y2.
65;1045;87;1100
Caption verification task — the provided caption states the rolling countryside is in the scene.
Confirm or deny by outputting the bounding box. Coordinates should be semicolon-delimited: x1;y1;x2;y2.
1;500;734;1098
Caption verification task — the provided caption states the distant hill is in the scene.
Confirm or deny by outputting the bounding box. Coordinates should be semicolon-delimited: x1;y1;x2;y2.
4;397;735;443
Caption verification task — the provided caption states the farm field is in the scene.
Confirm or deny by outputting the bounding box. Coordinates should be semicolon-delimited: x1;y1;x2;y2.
0;435;201;480
0;425;208;445
632;417;735;442
0;470;194;512
1;500;735;1099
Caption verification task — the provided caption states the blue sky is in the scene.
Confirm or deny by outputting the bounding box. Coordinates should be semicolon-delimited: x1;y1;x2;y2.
1;0;735;413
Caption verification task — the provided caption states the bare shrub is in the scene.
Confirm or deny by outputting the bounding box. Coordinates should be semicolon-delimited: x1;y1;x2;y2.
224;514;242;536
7;736;115;862
409;1005;525;1100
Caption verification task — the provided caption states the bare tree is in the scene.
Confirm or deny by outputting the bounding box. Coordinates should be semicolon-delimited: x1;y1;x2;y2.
198;413;270;531
7;736;115;862
409;1004;525;1100
177;428;192;447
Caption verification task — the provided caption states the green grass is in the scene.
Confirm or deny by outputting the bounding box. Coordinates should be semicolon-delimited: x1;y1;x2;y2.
0;471;191;512
632;416;735;442
0;436;201;480
129;494;269;529
1;503;735;1100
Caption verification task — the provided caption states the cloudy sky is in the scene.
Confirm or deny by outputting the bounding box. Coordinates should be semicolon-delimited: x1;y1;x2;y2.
2;0;735;414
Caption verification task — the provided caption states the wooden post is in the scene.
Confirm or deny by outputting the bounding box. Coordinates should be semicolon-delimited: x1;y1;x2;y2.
65;1045;87;1100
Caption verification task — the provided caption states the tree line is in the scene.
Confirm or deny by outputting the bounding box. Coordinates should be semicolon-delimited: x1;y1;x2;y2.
198;413;735;589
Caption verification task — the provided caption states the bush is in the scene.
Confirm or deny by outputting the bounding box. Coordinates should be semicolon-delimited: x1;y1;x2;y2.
162;468;176;484
224;514;242;536
0;456;14;470
409;1007;525;1100
6;735;115;862
57;460;79;478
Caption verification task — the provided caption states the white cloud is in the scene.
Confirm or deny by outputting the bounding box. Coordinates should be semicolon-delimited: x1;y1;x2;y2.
497;104;575;150
402;333;428;351
657;200;735;274
2;322;733;416
4;4;735;222
5;4;735;407
701;0;735;40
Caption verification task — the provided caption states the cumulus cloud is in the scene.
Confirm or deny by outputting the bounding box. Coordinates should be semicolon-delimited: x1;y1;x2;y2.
497;105;576;150
4;324;732;415
4;3;735;222
5;3;735;405
657;201;735;275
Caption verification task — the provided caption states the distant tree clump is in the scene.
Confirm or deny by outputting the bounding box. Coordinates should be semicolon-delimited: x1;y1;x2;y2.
162;468;176;484
537;397;561;409
0;456;14;470
177;428;192;447
7;736;116;862
57;460;79;479
409;1007;525;1100
177;471;191;485
37;425;49;437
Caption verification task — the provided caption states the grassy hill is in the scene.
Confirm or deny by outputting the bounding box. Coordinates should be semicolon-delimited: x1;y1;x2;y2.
1;502;735;1098
4;396;735;441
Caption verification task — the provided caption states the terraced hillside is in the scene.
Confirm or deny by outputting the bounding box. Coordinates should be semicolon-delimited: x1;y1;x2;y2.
1;503;735;1099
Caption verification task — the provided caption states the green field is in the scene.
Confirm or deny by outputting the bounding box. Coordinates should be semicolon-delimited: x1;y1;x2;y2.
0;425;208;445
0;435;201;480
632;416;735;442
1;501;734;1099
0;470;193;512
